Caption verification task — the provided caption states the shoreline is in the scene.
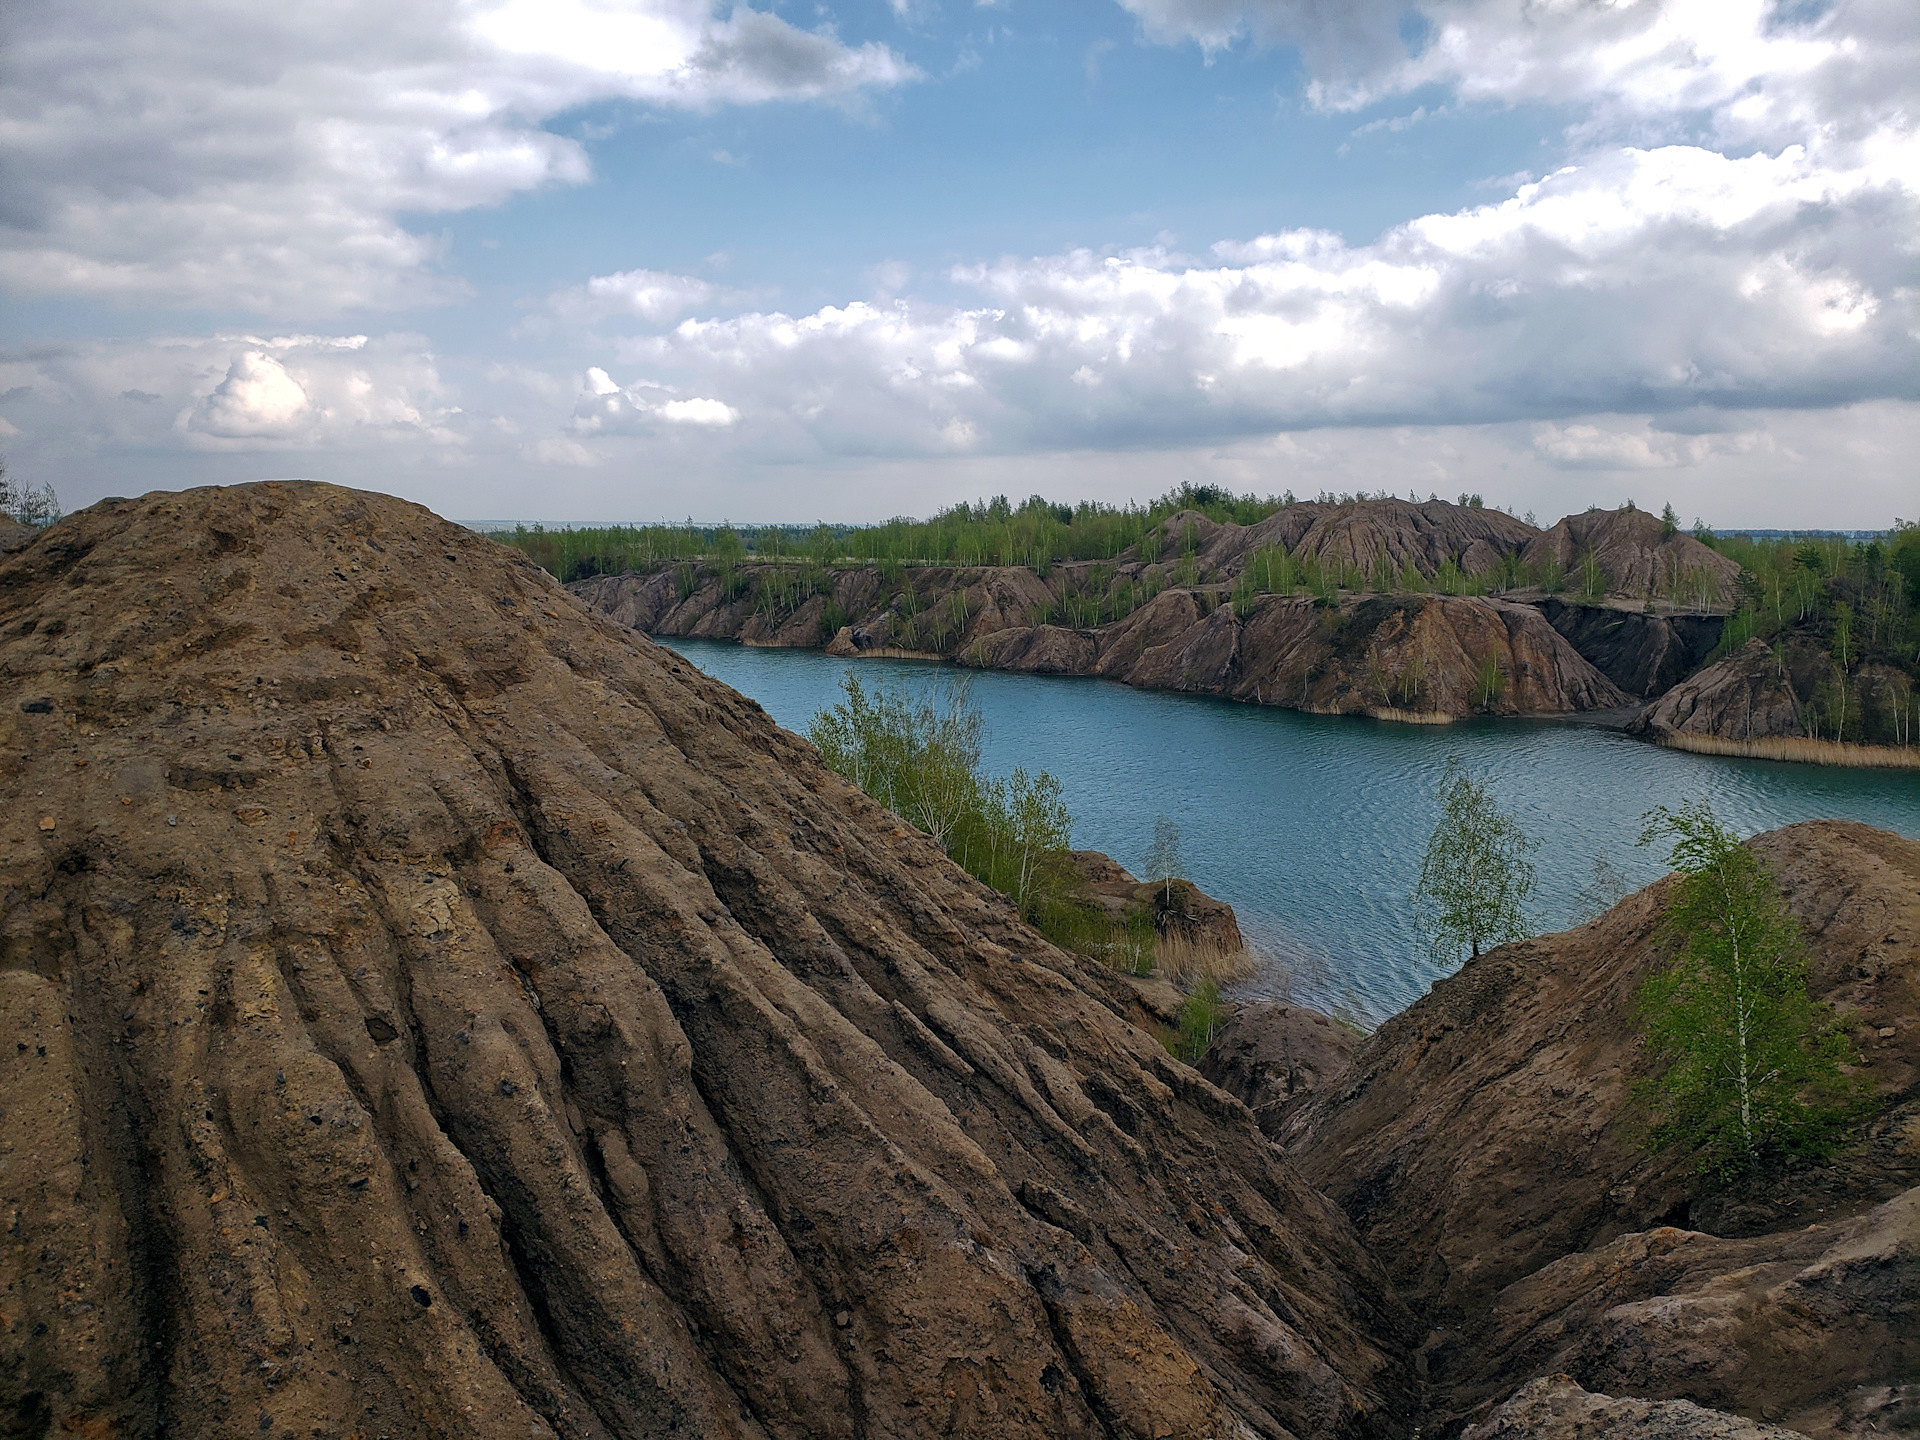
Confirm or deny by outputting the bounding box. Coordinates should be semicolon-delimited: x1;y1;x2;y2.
1651;731;1920;770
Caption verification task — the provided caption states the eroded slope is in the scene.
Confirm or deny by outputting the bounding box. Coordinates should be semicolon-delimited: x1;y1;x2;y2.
0;483;1414;1439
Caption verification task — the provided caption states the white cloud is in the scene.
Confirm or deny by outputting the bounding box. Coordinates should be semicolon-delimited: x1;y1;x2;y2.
0;332;461;454
554;269;717;324
1114;0;1916;152
569;368;736;434
659;396;739;425
0;0;915;312
575;141;1913;456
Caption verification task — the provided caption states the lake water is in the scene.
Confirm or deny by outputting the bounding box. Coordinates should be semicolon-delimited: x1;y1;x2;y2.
663;637;1920;1026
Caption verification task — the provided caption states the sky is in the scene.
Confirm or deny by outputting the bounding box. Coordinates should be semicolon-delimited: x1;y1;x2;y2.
1;0;1915;528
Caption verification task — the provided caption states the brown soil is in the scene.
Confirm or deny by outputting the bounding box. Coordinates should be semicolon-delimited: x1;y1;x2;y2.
0;482;1418;1440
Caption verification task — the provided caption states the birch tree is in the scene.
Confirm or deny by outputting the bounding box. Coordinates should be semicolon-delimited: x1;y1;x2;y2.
1412;759;1536;965
1637;801;1860;1174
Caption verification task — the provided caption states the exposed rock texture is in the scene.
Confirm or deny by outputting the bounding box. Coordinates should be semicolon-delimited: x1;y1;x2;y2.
1629;639;1803;742
0;482;1418;1440
1280;820;1920;1431
1537;598;1724;700
579;571;1627;722
1152;500;1538;581
1455;1189;1920;1436
1199;1005;1361;1140
1522;510;1741;604
1463;1376;1811;1440
1067;851;1244;957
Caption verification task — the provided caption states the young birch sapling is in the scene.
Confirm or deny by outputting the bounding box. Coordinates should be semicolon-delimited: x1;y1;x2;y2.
1636;801;1862;1175
1412;758;1537;966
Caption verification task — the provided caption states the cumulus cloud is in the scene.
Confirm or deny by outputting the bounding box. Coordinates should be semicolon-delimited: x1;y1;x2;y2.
0;0;915;311
0;332;461;454
583;141;1914;456
1115;0;1916;150
570;367;738;434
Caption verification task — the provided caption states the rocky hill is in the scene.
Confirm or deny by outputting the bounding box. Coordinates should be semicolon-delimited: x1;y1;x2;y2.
1150;499;1538;582
0;483;1420;1440
1272;820;1920;1436
1522;508;1741;606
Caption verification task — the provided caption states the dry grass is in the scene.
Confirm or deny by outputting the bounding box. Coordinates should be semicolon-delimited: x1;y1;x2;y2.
1363;706;1457;726
1656;732;1920;770
1153;934;1261;989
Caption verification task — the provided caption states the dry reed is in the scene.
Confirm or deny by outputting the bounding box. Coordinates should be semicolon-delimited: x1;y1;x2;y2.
1655;732;1920;770
1153;935;1260;989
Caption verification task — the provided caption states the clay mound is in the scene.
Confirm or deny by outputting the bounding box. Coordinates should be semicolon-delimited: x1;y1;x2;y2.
1150;500;1537;582
1278;820;1920;1430
0;483;1415;1440
1522;509;1740;604
1628;637;1801;742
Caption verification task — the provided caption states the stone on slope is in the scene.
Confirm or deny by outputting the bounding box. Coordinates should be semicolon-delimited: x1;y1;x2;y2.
1452;1188;1920;1437
0;482;1416;1440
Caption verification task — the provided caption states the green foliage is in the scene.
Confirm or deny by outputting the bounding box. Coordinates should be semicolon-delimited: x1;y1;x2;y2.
806;675;1076;919
1472;654;1506;710
1636;801;1863;1174
490;484;1293;581
1412;758;1537;965
1704;528;1919;745
1164;976;1227;1063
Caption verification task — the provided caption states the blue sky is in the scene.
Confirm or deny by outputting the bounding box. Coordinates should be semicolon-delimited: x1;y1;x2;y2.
2;0;1915;526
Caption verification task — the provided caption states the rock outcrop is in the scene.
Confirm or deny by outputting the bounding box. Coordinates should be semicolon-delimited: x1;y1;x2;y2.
1067;850;1245;957
0;482;1418;1440
1537;598;1724;700
1629;638;1802;742
1464;1376;1813;1440
1198;1005;1361;1139
1277;820;1920;1432
1522;509;1741;605
579;572;1627;721
1453;1189;1920;1436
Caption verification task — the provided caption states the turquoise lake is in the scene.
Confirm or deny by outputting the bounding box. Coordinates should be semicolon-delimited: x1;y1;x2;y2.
663;637;1920;1026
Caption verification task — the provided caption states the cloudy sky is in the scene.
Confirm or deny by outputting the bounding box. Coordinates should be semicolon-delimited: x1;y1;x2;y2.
2;0;1914;526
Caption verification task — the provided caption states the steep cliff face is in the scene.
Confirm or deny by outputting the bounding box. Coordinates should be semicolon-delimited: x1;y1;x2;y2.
1537;597;1724;699
1629;638;1802;741
964;591;1624;718
575;567;1628;722
1522;509;1741;603
1277;821;1920;1435
0;483;1416;1440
